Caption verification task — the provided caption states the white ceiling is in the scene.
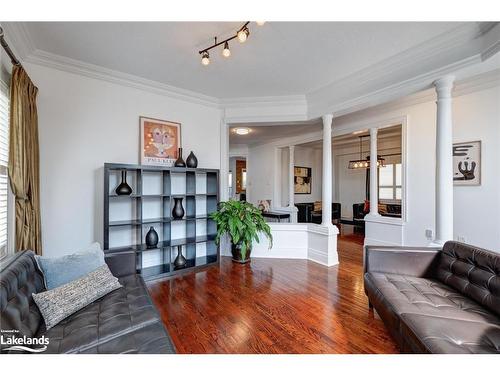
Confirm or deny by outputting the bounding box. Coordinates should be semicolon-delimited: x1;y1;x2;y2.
20;22;465;98
230;120;322;145
229;121;402;147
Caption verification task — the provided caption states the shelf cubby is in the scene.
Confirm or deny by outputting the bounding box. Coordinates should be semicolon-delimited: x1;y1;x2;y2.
103;162;219;281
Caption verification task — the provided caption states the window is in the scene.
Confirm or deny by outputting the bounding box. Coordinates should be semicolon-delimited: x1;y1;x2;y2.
228;171;233;197
379;163;402;202
0;79;9;259
241;168;247;190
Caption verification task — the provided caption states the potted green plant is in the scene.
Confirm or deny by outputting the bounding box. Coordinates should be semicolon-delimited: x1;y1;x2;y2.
210;200;273;263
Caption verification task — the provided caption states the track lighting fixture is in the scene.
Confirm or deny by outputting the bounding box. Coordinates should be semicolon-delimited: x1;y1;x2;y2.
237;27;249;43
222;41;231;58
201;51;210;66
198;22;264;65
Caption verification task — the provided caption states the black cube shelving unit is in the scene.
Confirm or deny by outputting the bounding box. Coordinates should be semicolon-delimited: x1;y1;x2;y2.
103;163;219;281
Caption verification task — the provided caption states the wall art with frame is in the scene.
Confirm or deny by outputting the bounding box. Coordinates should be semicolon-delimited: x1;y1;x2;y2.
453;140;481;186
140;116;181;166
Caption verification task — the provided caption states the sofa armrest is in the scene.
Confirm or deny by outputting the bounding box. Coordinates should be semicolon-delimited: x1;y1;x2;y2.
364;245;442;278
105;251;136;278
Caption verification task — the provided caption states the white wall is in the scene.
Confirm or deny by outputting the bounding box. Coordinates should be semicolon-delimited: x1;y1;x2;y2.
26;63;221;257
279;146;322;206
246;142;275;204
452;88;500;250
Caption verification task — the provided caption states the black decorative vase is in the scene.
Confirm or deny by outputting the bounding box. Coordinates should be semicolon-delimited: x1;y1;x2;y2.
145;226;159;249
231;242;251;264
186;151;198;168
173;246;187;269
172;197;185;219
115;170;132;195
174;147;186;167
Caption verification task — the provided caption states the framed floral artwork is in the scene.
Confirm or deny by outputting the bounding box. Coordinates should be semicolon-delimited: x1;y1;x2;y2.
140;116;181;166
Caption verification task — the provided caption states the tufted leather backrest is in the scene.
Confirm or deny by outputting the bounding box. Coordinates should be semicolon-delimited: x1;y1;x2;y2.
0;250;46;336
436;241;500;316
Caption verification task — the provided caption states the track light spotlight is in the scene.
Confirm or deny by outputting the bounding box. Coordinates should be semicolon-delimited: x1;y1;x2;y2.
222;41;231;58
256;21;266;26
201;51;210;66
237;27;249;43
198;22;258;65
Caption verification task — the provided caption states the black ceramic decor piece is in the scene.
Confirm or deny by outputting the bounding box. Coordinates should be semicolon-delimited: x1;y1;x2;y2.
172;197;185;219
145;226;159;249
115;170;132;195
174;246;187;269
186;151;198;168
174;147;186;167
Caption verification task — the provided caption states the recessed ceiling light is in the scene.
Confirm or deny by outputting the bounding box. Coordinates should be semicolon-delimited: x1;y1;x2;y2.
234;127;251;135
353;129;367;135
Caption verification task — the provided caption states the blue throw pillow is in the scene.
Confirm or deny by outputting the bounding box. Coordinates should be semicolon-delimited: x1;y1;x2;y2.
35;243;105;290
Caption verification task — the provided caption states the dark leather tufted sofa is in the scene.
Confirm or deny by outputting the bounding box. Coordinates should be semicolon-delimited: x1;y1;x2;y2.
364;241;500;353
0;250;175;354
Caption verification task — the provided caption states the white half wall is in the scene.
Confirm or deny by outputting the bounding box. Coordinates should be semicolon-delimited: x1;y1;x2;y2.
221;223;339;267
26;63;222;257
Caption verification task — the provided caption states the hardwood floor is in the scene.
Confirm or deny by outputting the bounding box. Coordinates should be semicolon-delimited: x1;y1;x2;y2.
147;226;399;353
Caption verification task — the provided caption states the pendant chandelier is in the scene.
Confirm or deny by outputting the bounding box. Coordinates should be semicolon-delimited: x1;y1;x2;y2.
348;135;385;169
198;21;265;65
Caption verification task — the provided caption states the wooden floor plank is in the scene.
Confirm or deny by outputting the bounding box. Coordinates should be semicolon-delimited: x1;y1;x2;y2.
147;228;399;353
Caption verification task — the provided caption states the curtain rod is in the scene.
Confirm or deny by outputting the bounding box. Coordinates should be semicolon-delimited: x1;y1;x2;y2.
0;27;21;66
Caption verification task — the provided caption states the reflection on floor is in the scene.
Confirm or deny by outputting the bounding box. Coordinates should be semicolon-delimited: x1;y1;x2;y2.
147;224;397;354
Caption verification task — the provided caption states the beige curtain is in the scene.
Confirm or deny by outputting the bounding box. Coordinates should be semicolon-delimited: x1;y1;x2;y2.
8;65;42;254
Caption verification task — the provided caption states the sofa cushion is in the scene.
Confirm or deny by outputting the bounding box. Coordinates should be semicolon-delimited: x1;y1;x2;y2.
365;272;500;325
32;264;122;330
0;251;45;338
36;242;105;290
41;274;162;353
436;241;500;316
401;313;500;354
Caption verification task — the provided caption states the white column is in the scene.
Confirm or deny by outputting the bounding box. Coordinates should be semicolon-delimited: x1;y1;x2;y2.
219;113;229;201
433;76;455;245
322;114;333;228
273;147;282;208
366;127;380;218
288;145;295;207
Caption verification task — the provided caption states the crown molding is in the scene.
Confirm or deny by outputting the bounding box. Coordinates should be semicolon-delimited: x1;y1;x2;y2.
220;95;307;108
332;68;500;123
3;21;499;120
24;49;220;108
307;22;499;118
308;54;485;118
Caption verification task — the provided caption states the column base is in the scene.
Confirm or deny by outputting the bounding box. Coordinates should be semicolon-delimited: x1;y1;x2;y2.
364;213;381;221
321;222;338;233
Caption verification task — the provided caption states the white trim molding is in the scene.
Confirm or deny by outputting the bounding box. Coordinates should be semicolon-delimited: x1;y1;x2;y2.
25;49;220;108
3;21;497;124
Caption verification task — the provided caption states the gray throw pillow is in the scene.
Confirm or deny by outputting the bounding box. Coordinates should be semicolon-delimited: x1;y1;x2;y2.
32;264;122;330
35;242;105;290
